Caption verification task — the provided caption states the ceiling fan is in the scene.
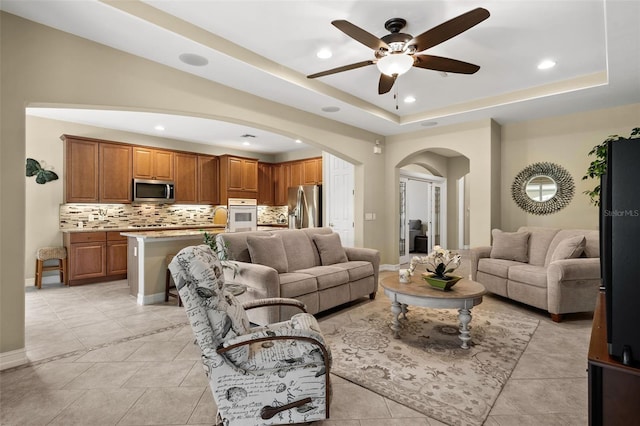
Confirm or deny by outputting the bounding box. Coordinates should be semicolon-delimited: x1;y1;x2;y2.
307;7;490;95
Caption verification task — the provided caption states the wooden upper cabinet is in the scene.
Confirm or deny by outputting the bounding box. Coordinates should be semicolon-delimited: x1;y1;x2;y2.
303;158;322;185
290;161;304;187
174;152;198;203
198;155;219;205
65;137;100;203
133;147;174;180
258;162;274;205
219;155;259;201
63;135;132;203
100;143;132;203
274;163;290;206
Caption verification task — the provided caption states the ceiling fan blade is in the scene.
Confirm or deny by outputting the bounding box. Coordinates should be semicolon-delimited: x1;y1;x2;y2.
307;60;375;79
378;73;397;94
414;55;480;74
410;7;490;52
332;20;390;51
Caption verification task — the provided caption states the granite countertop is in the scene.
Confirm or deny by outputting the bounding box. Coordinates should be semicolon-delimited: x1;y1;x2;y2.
257;223;289;227
120;227;226;240
62;224;227;233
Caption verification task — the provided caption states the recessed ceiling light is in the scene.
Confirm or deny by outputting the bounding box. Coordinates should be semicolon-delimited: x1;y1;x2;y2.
321;106;340;113
316;48;332;59
295;139;302;144
421;121;438;127
537;59;556;70
242;141;251;146
154;125;165;131
179;53;209;67
404;95;416;103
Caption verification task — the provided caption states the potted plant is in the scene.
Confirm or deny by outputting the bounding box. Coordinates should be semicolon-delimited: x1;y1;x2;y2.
582;128;639;206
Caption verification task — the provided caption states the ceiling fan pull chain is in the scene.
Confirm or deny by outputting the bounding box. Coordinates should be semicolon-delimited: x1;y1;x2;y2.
395;82;399;110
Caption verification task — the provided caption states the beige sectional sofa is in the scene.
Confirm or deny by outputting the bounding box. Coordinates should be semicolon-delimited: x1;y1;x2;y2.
217;227;380;325
471;226;600;322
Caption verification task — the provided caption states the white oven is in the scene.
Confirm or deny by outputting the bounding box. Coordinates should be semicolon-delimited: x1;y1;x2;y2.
228;198;258;232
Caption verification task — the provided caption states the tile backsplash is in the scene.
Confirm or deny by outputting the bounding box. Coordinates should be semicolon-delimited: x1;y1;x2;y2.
59;204;289;230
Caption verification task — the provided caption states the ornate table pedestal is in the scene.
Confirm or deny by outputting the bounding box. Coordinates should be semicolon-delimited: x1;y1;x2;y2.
381;274;486;349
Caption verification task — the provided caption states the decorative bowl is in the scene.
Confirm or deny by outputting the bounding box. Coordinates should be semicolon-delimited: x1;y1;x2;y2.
421;273;462;291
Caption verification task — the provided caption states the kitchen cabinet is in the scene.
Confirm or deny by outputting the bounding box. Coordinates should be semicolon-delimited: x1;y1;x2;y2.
64;231;127;285
303;157;323;184
174;152;198;203
274;163;290;206
198;155;219;205
258;162;274;205
290;161;304;186
62;135;132;203
133;146;174;180
219;155;258;201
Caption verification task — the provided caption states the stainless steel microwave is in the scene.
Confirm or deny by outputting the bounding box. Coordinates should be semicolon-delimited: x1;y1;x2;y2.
133;179;175;203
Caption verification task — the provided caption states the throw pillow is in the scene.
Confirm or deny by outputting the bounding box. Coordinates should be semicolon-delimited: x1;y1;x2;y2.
551;235;586;262
490;229;531;262
312;233;348;265
246;234;288;273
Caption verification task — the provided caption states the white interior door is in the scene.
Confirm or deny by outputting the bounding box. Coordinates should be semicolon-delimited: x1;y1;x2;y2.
324;152;354;247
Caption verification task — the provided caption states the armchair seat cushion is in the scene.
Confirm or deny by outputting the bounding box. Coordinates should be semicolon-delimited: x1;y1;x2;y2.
279;272;318;298
296;266;350;290
508;264;548;288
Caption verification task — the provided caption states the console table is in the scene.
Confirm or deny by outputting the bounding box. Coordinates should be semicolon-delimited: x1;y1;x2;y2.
588;291;640;425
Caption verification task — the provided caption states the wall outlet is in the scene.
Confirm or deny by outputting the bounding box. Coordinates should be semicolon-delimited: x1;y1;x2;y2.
365;213;375;220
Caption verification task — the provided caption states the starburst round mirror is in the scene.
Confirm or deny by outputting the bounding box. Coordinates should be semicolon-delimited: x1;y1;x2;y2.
512;162;574;215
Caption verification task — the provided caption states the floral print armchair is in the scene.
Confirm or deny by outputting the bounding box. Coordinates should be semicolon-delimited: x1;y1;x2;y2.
169;244;331;425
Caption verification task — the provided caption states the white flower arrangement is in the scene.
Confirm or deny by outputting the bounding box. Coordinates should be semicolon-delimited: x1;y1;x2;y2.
408;245;461;279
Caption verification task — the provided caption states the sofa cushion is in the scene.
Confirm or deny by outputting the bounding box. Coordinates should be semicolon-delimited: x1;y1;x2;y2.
278;272;318;298
312;233;348;265
545;229;599;265
296;265;350;290
550;235;586;263
518;227;561;266
217;231;270;263
508;264;548;288
490;229;530;262
478;258;523;278
333;261;374;282
246;234;289;273
270;229;319;271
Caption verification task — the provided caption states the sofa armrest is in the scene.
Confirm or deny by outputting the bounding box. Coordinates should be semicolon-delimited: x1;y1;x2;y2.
344;246;380;290
470;246;492;280
547;258;601;314
547;258;601;282
223;260;281;299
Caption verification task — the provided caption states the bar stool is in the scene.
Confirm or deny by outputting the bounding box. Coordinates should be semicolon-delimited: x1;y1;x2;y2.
35;246;68;288
165;254;182;306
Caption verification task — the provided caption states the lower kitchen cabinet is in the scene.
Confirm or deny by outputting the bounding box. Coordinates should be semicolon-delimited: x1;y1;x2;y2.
64;231;127;285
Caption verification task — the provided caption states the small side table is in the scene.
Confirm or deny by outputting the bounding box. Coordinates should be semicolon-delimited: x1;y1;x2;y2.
414;235;428;253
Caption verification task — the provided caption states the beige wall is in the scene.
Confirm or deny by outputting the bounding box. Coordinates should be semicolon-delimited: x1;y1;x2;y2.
500;103;640;231
1;12;384;362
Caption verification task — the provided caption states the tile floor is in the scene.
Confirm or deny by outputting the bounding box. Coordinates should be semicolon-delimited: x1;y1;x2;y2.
1;270;593;425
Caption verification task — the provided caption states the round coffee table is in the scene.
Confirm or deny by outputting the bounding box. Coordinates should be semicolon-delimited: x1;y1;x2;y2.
380;274;486;349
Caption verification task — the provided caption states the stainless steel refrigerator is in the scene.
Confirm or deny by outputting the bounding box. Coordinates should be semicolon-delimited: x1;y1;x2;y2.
288;185;322;228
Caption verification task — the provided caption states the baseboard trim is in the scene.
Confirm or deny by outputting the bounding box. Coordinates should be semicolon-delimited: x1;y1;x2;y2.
0;347;27;371
137;292;166;305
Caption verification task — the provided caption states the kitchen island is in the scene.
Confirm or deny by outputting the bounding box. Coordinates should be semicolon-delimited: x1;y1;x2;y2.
122;227;225;305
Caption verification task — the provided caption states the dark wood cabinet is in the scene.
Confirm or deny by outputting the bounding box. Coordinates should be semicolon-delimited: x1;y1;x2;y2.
274;163;290;206
100;143;132;203
198;155;219;205
219;155;258;202
174;152;198;203
133;147;174;180
290;161;303;187
64;231;127;285
63;135;132;204
258;162;274;205
64;137;100;203
588;291;640;425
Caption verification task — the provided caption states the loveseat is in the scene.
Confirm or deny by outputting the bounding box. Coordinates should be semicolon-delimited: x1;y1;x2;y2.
217;227;380;325
470;226;600;322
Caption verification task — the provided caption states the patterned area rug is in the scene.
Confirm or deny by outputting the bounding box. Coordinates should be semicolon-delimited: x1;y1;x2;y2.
325;305;539;426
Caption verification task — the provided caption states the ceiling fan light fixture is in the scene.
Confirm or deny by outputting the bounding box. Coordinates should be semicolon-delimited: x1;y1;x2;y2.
376;53;413;76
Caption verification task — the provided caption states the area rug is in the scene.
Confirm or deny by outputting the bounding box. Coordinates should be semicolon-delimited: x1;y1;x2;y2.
325;305;539;426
